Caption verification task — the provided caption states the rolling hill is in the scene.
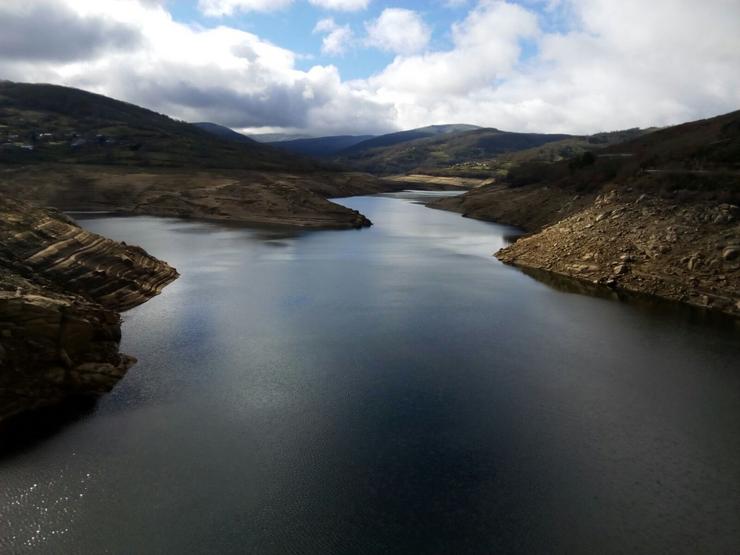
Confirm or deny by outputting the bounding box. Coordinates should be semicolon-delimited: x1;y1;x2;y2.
268;135;376;157
0;81;393;229
340;124;480;155
334;125;575;175
192;122;258;145
0;81;316;171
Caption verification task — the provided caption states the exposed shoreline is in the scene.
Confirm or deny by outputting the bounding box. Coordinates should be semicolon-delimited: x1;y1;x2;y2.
429;187;739;318
0;195;178;424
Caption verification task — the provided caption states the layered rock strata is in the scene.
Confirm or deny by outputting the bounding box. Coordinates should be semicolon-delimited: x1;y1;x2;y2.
0;195;178;422
0;166;382;229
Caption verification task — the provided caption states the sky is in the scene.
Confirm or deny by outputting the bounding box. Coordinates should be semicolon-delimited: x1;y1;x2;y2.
1;0;739;137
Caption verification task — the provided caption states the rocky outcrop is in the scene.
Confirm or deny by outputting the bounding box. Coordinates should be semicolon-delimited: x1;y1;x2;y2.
429;182;592;231
496;190;740;317
0;165;383;229
430;110;740;317
0;195;178;423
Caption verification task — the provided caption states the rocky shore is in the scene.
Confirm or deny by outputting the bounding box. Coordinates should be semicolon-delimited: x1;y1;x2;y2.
431;110;740;317
0;195;178;423
496;189;739;317
433;184;739;318
0;165;383;230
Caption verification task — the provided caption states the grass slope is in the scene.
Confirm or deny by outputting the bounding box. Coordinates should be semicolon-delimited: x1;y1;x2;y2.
335;126;575;175
0;81;318;171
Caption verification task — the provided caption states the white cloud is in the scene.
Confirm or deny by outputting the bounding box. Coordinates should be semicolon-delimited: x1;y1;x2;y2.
308;0;370;11
2;0;739;136
198;0;293;16
369;1;538;95
198;0;369;16
365;8;431;55
0;0;394;134
313;18;353;56
361;0;740;133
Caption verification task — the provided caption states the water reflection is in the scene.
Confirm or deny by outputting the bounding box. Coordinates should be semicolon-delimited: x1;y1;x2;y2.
2;193;739;554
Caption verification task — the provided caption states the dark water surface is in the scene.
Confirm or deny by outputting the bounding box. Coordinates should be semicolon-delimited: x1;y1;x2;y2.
2;193;739;554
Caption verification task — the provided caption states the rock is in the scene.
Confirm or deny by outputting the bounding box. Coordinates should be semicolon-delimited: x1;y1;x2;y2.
687;254;703;271
613;264;628;275
722;245;740;261
0;194;178;423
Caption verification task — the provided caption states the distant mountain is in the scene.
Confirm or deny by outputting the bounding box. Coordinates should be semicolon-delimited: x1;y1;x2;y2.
419;128;651;178
250;133;313;143
0;81;317;171
339;124;481;156
193;122;256;144
269;135;376;157
335;126;574;175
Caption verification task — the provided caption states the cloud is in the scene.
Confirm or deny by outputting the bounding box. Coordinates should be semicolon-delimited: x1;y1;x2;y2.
313;18;353;56
1;0;739;136
370;1;538;95
198;0;293;17
308;0;370;10
365;8;431;55
198;0;369;16
361;0;740;133
0;0;141;63
0;0;395;135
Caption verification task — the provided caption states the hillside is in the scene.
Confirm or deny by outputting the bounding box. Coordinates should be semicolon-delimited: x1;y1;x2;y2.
0;82;397;229
0;81;315;171
339;124;480;156
192;122;258;145
413;128;650;178
335;126;574;175
269;135;375;157
432;110;740;316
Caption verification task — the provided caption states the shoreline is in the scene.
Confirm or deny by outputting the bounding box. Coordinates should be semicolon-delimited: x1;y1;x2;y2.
427;191;740;319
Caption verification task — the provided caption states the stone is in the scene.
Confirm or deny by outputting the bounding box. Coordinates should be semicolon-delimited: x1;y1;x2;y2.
687;254;703;271
722;246;739;261
0;193;178;423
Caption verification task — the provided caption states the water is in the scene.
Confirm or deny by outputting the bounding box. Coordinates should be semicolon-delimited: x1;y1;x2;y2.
2;192;739;554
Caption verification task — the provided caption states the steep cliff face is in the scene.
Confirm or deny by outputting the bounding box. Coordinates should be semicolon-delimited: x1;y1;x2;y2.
0;195;178;422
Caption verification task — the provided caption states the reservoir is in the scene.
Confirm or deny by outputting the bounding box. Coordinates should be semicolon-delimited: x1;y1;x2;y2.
1;192;739;553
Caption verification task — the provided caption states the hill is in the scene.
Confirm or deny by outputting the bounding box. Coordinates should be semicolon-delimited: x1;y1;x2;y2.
334;126;574;175
432;110;740;316
269;135;375;157
0;81;396;229
192;122;257;145
410;128;650;178
338;124;480;158
0;81;315;171
250;132;312;143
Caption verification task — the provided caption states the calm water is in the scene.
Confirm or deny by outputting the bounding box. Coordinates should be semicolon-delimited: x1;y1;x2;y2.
2;192;739;554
